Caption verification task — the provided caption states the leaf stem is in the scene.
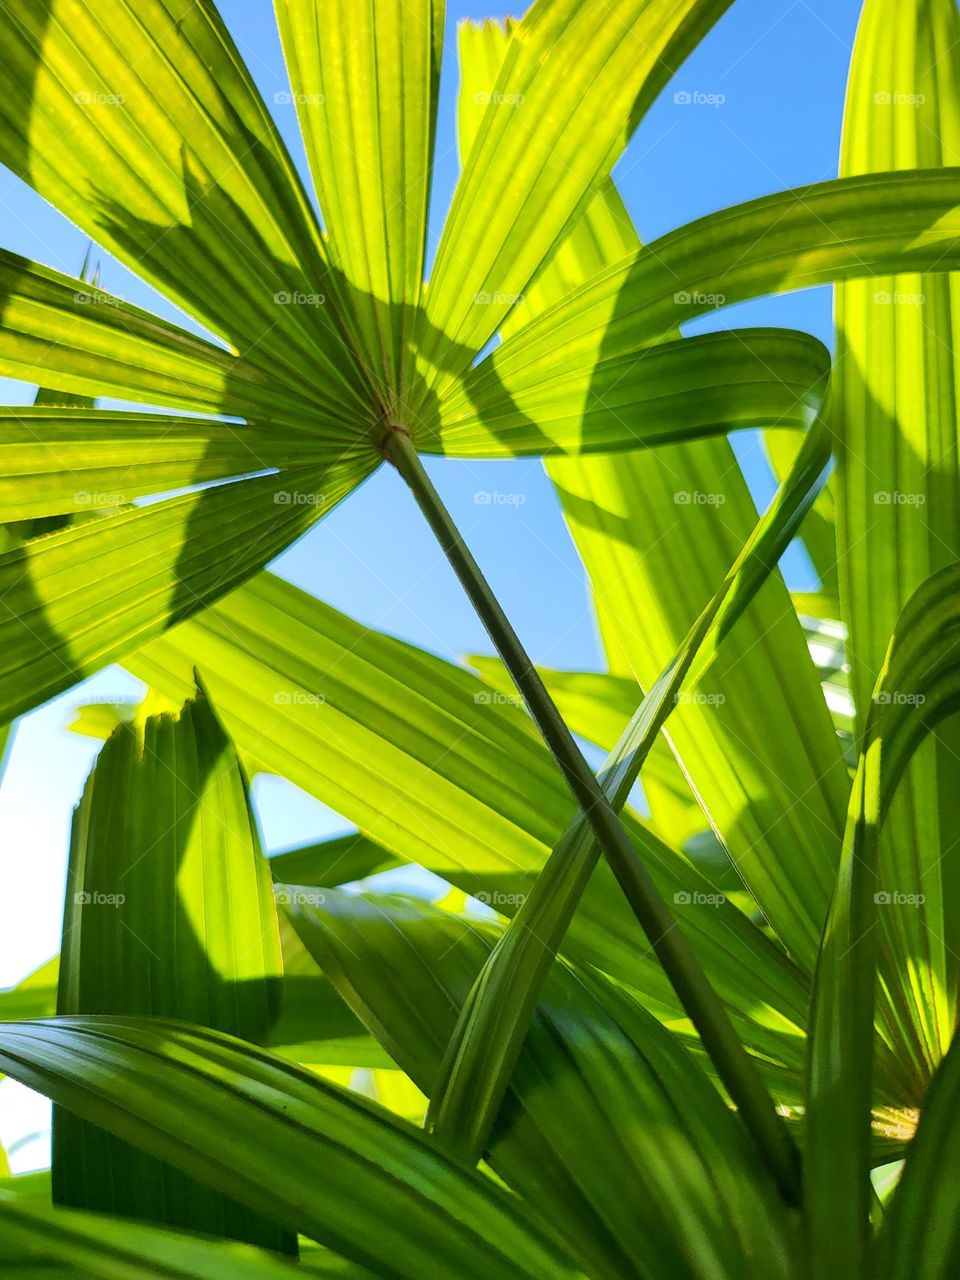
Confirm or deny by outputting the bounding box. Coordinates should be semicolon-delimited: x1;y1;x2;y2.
384;427;801;1204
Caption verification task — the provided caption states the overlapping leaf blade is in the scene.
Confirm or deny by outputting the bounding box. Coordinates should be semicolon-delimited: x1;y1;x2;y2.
875;1030;960;1279
456;18;519;165
0;251;372;444
275;0;443;409
0;463;368;723
0;948;388;1072
429;408;833;1178
466;659;704;843
7;8;960;1275
0;409;328;519
833;0;960;1082
415;0;735;400
268;832;401;888
449;92;851;971
806;565;960;1278
268;912;392;1069
422;326;830;455
54;685;291;1251
0;959;58;1024
467;20;639;356
458;18;704;859
0;1192;326;1279
0;1018;584;1280
764;427;839;614
0;0;369;421
459;170;960;387
286;888;797;1280
126;570;810;1086
0;253;255;418
551;436;848;970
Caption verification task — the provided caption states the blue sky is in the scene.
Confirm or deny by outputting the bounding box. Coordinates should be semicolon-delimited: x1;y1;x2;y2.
0;0;865;1167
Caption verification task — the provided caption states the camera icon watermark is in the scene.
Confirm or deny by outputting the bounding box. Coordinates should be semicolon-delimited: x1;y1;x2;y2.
274;91;325;106
473;490;526;507
274;490;327;506
474;690;524;706
475;890;526;907
674;490;726;506
674;690;726;707
873;91;925;106
874;289;925;306
674;290;726;307
873;491;925;506
873;691;926;706
273;690;326;707
74;290;120;307
673;90;726;108
274;888;327;907
473;91;525;107
274;290;325;307
73;90;126;107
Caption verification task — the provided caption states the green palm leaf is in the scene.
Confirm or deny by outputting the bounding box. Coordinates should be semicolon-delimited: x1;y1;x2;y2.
552;436;846;970
0;463;366;722
0;959;58;1023
268;832;402;888
503;46;841;966
124;571;810;1083
834;0;960;1085
0;1192;330;1279
285;887;797;1280
0;251;368;439
422;326;830;456
275;0;444;406
472;169;960;366
4;9;960;1270
0;0;366;415
0;945;383;1072
468;660;707;844
0;1017;584;1280
0;410;329;519
764;427;840;614
875;1030;960;1279
807;565;960;1277
417;0;734;395
429;414;832;1181
54;683;291;1251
